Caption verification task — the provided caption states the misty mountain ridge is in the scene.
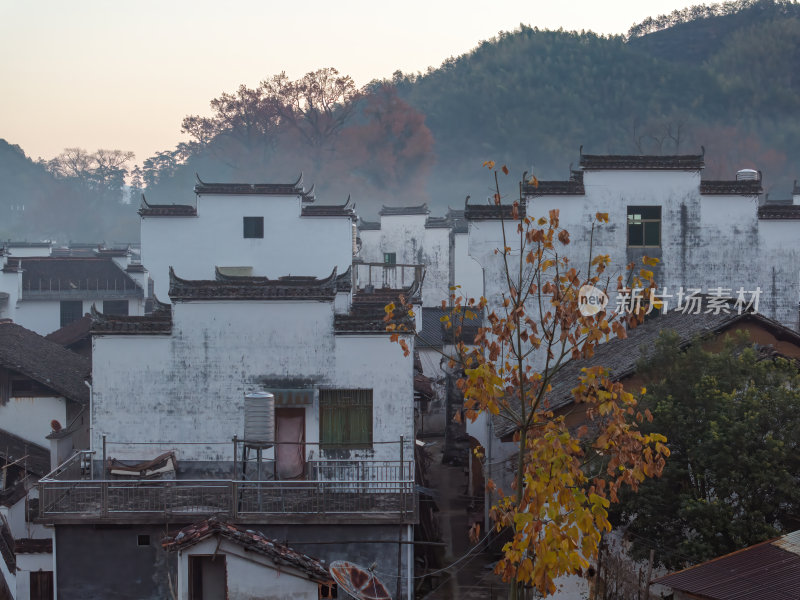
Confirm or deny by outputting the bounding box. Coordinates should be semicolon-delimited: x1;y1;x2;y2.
3;0;800;240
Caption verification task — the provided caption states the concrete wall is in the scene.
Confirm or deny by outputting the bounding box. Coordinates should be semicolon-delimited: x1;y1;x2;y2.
8;298;143;336
142;195;354;301
0;396;66;446
55;523;411;600
453;232;483;302
91;301;414;463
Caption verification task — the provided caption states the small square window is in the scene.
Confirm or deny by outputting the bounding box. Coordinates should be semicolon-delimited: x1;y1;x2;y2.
137;534;150;546
627;206;661;247
60;301;83;327
243;217;264;239
383;252;396;265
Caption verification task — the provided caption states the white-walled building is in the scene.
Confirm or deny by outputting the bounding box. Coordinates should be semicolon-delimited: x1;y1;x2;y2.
0;248;147;336
163;518;335;600
140;176;356;301
39;178;419;600
0;320;91;600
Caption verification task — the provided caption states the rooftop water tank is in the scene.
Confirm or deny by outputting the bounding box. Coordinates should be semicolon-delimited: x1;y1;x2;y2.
736;169;759;181
244;392;275;444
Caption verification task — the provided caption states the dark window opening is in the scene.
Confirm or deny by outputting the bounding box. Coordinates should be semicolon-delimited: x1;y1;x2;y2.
59;300;83;327
243;216;264;239
383;252;396;265
189;555;227;600
103;300;129;316
137;534;150;546
627;206;661;247
30;571;53;600
320;389;373;449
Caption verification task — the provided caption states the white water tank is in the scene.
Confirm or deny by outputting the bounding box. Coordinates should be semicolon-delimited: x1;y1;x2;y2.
736;169;759;181
244;392;275;444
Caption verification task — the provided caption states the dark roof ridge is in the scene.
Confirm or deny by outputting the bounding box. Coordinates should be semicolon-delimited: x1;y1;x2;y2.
169;266;341;301
580;151;704;171
700;179;763;196
162;517;331;583
138;195;197;217
758;204;800;220
0;321;90;403
464;198;526;221
380;203;429;216
300;194;356;218
194;173;315;202
90;303;172;336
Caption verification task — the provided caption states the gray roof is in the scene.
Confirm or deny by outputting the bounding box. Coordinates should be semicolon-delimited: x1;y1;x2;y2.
0;321;90;404
493;310;800;439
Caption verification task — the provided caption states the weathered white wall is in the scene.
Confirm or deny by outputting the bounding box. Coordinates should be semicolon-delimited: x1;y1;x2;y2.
11;298;143;336
472;169;800;334
453;232;483;302
15;552;53;600
92;301;414;463
142;195;353;301
0;396;66;446
176;537;320;600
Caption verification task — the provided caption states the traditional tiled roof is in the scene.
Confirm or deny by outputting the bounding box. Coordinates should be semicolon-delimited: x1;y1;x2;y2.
652;530;800;600
94;247;130;257
45;314;92;347
0;428;50;477
0;321;90;404
194;173;315;202
14;538;53;554
19;257;143;297
700;180;763;195
380;203;430;216
464;200;526;221
493;310;800;439
170;267;343;301
523;171;585;196
580;153;704;170
424;216;450;228
90;304;172;335
447;209;468;234
138;195;197;217
3;242;52;249
334;282;421;334
417;307;481;348
358;219;381;231
162;518;331;583
758;204;800;220
301;195;355;219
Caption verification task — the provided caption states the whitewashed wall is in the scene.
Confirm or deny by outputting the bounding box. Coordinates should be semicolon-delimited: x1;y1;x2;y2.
471;169;800;332
142;195;353;301
91;301;414;463
0;396;66;446
176;537;320;600
15;552;53;600
11;298;143;336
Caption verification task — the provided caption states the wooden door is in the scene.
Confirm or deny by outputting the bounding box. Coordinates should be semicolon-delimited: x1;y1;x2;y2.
275;407;306;480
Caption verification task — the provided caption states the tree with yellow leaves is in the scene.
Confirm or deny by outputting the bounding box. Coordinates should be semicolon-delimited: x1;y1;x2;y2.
387;163;669;599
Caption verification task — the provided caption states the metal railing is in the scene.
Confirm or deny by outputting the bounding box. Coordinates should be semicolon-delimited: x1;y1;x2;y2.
38;457;415;522
355;262;424;290
22;277;143;299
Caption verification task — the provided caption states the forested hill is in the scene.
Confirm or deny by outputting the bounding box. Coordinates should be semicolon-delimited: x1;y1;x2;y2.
393;0;800;206
4;0;800;240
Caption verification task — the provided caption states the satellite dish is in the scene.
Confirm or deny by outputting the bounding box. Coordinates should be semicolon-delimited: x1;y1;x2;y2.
329;560;392;600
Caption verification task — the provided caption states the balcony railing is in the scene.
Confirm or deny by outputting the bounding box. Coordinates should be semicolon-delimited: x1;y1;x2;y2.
22;278;143;300
354;262;424;291
38;453;415;524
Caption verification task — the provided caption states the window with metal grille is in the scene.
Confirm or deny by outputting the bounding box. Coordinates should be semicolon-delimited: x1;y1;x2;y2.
243;216;264;239
59;300;83;327
319;389;373;449
103;300;129;316
383;252;396;265
627;206;661;247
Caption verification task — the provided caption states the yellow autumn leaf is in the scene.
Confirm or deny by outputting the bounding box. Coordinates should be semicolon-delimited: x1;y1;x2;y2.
642;255;660;266
595;212;609;223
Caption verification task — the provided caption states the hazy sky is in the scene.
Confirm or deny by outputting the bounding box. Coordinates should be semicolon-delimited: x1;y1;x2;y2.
1;0;699;164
